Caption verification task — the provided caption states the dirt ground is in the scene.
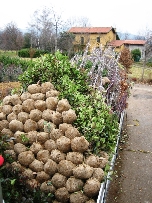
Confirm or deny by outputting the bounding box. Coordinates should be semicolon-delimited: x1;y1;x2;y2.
0;82;21;100
105;83;152;203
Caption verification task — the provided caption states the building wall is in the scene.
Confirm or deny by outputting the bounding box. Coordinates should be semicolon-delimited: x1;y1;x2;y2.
125;44;145;59
73;29;116;52
114;44;125;53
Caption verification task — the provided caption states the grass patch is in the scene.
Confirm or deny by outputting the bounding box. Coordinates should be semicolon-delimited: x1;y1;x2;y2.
0;50;18;57
128;62;152;83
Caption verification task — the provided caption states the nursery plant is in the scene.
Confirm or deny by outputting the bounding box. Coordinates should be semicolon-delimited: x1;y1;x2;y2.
0;46;130;202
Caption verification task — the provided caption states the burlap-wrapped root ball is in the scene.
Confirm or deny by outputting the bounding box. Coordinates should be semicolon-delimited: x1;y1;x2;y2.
44;121;56;133
50;149;66;163
22;168;34;179
62;109;77;124
46;89;59;98
3;94;22;106
42;109;53;121
2;105;12;115
66;177;84;193
26;131;37;144
58;160;75;177
14;131;29;145
37;150;50;163
34;100;46;111
70;191;89;203
73;164;94;179
29;109;42;122
7;112;17;122
92;168;104;182
99;157;109;169
51;173;67;188
18;112;29;124
66;152;84;165
0;112;6;120
20;92;31;101
50;128;64;140
59;123;72;133
44;139;57;152
22;99;35;113
31;93;45;101
11;95;22;105
14;143;27;154
37;132;49;144
30;142;43;154
36;171;50;183
51;111;63;125
40;181;56;194
56;136;71;153
64;126;81;139
24;119;38;132
86;199;96;203
56;99;71;113
55;187;70;203
18;151;35;166
27;84;41;94
41;82;55;93
0;120;9;131
2;95;12;105
1;128;13;138
71;136;89;153
44;159;58;176
9;119;24;132
12;104;22;115
46;97;58;110
29;159;44;172
83;178;101;198
84;154;100;168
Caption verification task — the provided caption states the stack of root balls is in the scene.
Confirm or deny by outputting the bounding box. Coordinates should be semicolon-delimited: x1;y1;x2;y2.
0;82;109;203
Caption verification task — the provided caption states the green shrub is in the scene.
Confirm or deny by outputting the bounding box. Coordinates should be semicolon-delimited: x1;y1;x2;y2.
131;49;141;62
18;48;50;58
0;55;34;82
19;51;119;154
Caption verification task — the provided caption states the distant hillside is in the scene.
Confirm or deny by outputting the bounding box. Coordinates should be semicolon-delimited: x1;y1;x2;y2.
117;32;145;40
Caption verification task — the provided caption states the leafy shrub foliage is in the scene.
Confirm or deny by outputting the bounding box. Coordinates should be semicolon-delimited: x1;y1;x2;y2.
19;51;119;153
18;48;50;58
131;49;141;62
0;55;34;82
0;47;130;202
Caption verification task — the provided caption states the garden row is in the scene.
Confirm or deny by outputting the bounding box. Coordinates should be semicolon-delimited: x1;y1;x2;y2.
0;47;130;202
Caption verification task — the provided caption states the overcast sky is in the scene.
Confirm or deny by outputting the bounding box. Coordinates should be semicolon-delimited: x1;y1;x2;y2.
0;0;151;35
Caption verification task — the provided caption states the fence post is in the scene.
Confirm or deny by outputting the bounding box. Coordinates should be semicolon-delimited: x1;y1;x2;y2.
0;182;3;203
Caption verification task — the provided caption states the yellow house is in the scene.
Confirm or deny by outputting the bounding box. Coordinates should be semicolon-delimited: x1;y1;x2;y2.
68;27;118;52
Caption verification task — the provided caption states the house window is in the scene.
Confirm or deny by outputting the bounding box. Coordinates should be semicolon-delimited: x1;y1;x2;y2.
81;37;84;45
97;37;100;43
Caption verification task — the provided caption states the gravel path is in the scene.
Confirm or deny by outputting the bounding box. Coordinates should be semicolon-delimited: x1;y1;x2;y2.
105;83;152;203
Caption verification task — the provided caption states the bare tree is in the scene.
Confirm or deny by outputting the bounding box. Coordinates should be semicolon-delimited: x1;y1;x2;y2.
0;22;24;51
63;16;91;31
58;31;75;57
141;29;152;80
28;7;54;51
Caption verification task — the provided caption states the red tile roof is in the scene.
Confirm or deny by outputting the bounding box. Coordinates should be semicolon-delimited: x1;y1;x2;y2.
109;40;125;47
68;27;115;34
109;40;146;47
124;40;146;45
